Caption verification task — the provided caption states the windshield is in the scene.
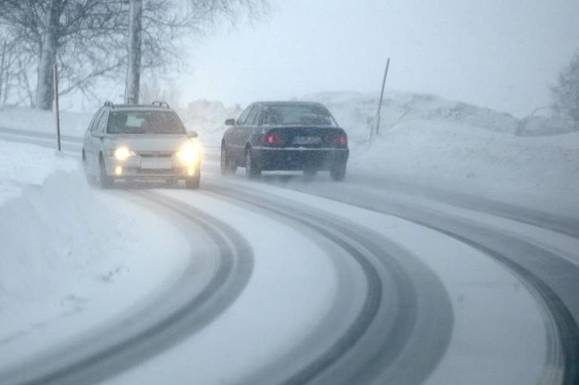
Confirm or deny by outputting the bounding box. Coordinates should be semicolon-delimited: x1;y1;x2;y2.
107;110;185;134
261;105;336;126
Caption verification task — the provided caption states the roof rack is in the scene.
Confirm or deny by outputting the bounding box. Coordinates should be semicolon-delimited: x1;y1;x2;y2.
151;101;170;108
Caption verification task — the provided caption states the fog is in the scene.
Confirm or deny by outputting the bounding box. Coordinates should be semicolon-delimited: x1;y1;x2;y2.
180;0;579;117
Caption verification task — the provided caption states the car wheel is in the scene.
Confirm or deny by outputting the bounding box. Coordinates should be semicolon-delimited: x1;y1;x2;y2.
98;155;114;189
220;145;237;176
245;149;261;179
82;149;96;186
330;162;346;181
185;173;201;189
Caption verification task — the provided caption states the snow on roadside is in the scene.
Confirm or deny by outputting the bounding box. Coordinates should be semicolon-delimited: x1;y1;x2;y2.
0;140;190;370
348;120;579;215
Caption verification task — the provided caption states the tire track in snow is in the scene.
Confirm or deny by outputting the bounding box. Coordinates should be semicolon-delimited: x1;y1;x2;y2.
265;180;579;385
205;182;454;385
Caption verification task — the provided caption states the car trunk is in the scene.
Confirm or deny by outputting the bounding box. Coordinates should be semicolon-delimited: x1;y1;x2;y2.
263;126;347;148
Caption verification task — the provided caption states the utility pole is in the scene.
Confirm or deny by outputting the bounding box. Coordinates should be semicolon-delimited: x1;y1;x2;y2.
53;63;61;152
126;0;143;104
374;58;390;137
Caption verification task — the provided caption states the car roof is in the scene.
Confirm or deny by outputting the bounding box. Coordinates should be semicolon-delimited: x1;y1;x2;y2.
255;101;327;108
101;101;174;112
106;105;174;112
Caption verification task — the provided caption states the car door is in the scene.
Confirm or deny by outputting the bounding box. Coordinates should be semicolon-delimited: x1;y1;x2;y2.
241;104;260;149
229;104;255;163
87;110;108;172
83;110;100;163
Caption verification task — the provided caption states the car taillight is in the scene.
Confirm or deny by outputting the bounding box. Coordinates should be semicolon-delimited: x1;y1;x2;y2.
264;132;283;146
335;134;347;146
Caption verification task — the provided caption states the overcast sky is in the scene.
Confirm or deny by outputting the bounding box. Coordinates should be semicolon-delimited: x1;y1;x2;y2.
179;0;579;117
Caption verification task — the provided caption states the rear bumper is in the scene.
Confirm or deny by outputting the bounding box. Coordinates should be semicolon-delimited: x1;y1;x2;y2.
253;147;348;171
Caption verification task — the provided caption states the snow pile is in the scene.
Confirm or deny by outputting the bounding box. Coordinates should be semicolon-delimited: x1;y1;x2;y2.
0;140;77;204
0;142;190;368
0;172;126;300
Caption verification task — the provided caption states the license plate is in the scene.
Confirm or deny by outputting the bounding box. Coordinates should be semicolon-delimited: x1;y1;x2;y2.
293;136;322;145
140;158;172;170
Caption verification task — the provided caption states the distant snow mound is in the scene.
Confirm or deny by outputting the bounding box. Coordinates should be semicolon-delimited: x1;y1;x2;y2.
303;91;576;141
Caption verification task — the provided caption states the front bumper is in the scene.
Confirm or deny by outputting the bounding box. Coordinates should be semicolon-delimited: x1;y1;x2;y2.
253;147;349;171
104;156;200;179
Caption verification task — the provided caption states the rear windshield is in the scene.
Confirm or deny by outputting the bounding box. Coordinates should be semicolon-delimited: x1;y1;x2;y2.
107;110;185;134
261;105;336;126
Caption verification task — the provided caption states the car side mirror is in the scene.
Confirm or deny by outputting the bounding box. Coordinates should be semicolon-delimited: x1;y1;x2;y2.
225;118;236;126
187;130;198;138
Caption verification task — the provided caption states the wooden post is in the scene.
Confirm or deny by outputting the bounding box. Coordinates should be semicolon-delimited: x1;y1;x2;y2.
53;63;61;152
375;58;390;136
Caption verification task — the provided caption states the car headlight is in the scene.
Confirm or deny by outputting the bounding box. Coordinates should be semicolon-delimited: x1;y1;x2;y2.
114;146;134;161
176;140;201;166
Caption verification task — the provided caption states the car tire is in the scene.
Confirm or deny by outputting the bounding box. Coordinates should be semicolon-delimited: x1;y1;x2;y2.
220;145;237;176
98;155;114;189
185;173;201;189
82;149;96;186
245;149;261;179
330;162;346;181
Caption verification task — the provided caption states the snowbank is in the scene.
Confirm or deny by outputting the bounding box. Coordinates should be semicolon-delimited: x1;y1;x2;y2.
0;140;77;204
0;141;190;369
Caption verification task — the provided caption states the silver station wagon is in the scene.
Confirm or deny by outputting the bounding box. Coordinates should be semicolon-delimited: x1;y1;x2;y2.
82;101;202;189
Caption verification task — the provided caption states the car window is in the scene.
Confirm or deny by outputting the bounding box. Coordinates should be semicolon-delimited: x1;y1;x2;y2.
237;106;252;125
245;105;260;126
87;111;100;134
90;111;105;134
107;110;186;134
261;104;336;126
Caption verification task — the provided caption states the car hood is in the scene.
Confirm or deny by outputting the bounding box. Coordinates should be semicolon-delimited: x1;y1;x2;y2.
105;135;189;152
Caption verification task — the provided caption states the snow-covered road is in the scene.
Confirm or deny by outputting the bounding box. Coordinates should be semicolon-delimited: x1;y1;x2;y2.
0;128;578;385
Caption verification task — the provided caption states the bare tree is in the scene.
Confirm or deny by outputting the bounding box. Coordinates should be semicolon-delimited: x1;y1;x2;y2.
125;0;269;104
0;27;35;105
0;0;268;109
0;0;128;109
552;50;579;125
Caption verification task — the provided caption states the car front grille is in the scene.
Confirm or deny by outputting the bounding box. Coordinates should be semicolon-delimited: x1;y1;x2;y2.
138;151;174;158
